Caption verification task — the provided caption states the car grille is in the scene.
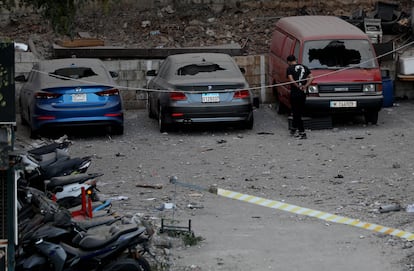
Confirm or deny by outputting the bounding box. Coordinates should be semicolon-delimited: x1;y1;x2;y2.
318;84;363;93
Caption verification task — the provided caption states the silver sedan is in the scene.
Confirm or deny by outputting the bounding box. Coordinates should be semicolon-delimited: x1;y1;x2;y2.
146;53;254;132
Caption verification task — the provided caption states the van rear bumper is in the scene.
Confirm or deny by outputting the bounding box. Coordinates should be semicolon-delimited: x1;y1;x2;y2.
305;95;383;114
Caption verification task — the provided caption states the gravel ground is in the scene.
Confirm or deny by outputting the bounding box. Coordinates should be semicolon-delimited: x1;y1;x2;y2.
15;100;414;270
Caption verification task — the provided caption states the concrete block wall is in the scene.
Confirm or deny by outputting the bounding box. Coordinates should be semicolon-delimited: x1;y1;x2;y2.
234;55;274;104
14;52;269;110
16;49;414;108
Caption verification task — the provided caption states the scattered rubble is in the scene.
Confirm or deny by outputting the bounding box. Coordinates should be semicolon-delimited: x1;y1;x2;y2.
1;1;412;59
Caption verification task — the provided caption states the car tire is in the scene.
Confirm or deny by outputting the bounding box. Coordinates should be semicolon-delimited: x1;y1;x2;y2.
20;112;28;126
364;111;378;125
158;105;170;133
243;114;254;129
20;105;28;126
148;100;156;119
29;127;39;139
274;89;288;114
111;125;124;135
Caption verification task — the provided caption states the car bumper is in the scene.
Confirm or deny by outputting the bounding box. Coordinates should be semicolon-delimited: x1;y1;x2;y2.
32;104;124;130
305;95;383;114
166;104;252;124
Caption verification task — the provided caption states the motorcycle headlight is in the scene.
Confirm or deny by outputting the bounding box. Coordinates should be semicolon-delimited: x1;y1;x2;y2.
362;84;375;92
307;85;319;93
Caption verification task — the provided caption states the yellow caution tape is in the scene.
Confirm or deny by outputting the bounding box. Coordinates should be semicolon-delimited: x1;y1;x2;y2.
217;188;414;241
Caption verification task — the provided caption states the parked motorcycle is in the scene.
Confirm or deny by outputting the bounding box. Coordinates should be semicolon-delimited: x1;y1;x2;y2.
16;219;152;271
15;139;153;271
45;173;103;209
24;156;93;190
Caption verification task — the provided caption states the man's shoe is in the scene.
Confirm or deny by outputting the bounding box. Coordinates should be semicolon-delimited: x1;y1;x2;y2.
290;129;297;136
299;132;307;139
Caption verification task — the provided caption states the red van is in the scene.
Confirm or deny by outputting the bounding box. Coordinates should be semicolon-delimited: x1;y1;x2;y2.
268;16;383;124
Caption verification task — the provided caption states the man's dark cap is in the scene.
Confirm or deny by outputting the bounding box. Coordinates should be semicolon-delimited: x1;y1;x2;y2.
287;55;296;62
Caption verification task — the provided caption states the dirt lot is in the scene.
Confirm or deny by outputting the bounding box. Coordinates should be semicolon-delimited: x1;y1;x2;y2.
15;101;414;271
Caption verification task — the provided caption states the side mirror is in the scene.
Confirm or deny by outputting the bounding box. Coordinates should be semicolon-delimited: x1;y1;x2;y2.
109;71;119;78
240;67;246;74
146;70;157;77
15;74;27;82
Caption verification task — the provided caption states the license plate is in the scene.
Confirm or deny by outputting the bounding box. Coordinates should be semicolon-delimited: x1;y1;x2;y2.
202;93;220;103
330;101;357;108
72;93;87;102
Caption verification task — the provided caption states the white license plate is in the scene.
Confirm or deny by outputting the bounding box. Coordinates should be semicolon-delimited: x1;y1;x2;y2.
330;101;357;108
72;93;87;102
202;93;220;103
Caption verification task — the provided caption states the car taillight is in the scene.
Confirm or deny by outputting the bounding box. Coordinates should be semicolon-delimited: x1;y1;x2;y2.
36;116;56;120
96;88;120;97
104;113;123;117
233;90;250;99
35;92;62;99
170;92;187;101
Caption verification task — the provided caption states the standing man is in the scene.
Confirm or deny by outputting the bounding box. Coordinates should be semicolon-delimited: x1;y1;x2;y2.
286;55;313;139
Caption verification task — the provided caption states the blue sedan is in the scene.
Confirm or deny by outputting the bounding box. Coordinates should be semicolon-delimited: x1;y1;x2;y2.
17;58;124;138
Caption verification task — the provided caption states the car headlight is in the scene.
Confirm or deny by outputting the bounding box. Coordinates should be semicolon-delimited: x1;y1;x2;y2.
307;85;318;93
362;84;375;92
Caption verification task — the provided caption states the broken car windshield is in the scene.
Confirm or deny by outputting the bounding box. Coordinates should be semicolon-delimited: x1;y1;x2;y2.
302;39;377;69
177;63;226;76
49;67;98;80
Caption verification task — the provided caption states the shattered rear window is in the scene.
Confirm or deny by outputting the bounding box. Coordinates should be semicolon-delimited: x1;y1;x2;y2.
177;63;225;76
302;39;377;69
49;67;98;80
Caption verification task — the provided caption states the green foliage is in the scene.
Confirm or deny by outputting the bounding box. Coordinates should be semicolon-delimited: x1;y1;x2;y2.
3;0;116;36
24;0;83;36
182;234;204;246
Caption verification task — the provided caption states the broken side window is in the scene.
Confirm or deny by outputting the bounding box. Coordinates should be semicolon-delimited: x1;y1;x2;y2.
302;39;377;69
49;67;98;80
177;63;225;76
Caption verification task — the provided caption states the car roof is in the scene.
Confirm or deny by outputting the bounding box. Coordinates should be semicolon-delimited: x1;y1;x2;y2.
275;16;369;41
163;53;246;82
167;53;235;64
32;58;114;89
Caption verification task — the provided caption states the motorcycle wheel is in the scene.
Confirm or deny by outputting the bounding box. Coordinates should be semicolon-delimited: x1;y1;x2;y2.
136;257;151;271
103;258;151;271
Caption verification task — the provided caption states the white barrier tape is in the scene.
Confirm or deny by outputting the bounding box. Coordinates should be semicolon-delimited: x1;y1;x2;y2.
217;188;414;241
28;39;414;94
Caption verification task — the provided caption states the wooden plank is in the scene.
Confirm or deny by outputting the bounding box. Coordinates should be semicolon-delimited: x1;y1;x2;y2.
397;74;414;81
56;38;105;48
53;44;246;58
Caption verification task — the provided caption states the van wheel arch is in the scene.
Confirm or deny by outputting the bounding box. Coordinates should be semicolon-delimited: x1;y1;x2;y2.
273;84;289;115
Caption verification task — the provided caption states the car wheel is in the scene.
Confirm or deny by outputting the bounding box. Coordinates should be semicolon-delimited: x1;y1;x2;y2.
20;112;28;126
243;114;254;129
158;105;169;133
19;104;28;126
147;100;155;119
364;111;378;125
29;127;39;139
109;125;124;135
274;88;288;114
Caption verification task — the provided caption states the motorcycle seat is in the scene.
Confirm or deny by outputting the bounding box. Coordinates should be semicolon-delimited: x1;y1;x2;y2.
76;224;142;250
73;216;120;231
46;173;101;189
42;156;91;180
28;141;70;156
